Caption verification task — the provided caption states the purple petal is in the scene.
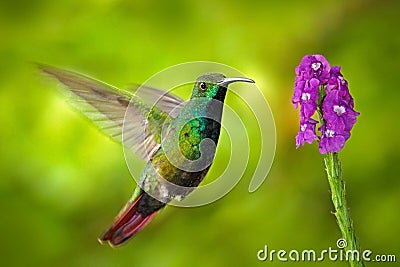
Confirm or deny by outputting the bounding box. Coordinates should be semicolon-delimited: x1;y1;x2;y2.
295;119;318;148
319;133;347;154
296;55;331;84
322;90;359;133
301;102;317;118
292;80;306;108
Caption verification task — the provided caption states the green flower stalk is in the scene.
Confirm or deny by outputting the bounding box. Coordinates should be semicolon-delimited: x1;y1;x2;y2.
324;153;364;266
292;55;364;267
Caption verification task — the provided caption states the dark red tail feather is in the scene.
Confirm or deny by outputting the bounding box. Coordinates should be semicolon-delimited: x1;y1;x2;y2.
99;193;157;246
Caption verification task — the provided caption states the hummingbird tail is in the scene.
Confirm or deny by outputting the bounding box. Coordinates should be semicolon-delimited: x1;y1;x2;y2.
98;193;157;247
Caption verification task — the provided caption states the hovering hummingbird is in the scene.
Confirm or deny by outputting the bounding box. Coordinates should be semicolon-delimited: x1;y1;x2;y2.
39;64;254;246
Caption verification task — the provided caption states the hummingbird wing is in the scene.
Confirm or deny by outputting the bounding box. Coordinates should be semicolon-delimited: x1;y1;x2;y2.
39;64;184;159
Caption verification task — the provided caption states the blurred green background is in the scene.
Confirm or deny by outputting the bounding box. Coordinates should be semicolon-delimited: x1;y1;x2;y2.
0;0;399;266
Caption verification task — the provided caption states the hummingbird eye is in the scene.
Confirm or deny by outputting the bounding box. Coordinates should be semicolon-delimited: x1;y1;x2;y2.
199;82;207;91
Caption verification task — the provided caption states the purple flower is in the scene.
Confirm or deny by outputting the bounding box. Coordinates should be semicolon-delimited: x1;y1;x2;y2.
319;126;351;154
293;54;331;115
292;80;305;109
322;90;359;132
293;78;319;116
293;54;359;154
296;118;318;148
325;66;354;108
292;54;332;149
295;54;331;85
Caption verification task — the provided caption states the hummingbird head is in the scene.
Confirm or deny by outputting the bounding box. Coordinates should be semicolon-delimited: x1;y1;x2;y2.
191;73;255;101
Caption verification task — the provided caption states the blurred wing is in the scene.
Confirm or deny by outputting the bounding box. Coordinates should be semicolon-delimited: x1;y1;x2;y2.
134;84;185;118
39;64;184;159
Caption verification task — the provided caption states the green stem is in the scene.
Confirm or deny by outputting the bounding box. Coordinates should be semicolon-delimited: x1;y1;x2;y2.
324;152;365;267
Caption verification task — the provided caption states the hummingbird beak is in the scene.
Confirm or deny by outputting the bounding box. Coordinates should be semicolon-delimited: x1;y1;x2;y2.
217;77;255;88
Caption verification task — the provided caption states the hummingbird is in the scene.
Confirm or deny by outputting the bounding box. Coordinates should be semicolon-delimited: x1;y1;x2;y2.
39;64;254;246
